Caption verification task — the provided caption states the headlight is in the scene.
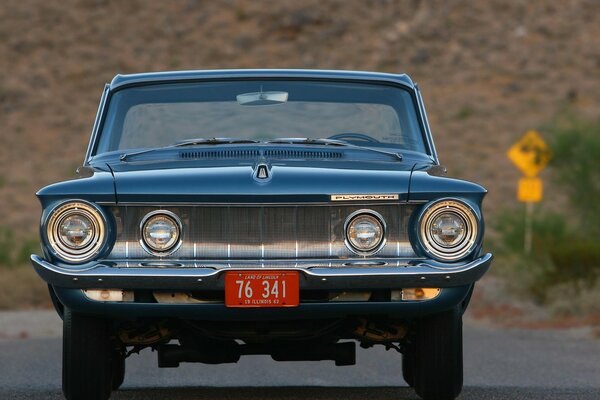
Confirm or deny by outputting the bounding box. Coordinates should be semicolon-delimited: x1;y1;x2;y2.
419;199;479;261
140;211;182;255
46;201;106;263
345;210;386;255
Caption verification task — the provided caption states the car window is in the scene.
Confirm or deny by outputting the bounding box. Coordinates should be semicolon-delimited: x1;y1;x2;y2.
96;80;427;154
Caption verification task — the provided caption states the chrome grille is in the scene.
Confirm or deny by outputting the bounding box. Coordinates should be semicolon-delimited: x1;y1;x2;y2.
107;204;417;261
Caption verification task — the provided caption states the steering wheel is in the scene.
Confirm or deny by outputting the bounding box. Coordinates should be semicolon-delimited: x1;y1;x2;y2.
328;133;380;143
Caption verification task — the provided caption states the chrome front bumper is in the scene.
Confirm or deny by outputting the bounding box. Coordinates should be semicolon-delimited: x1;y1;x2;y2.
31;253;492;291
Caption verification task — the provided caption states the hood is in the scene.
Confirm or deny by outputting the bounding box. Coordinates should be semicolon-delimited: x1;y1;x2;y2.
108;160;416;203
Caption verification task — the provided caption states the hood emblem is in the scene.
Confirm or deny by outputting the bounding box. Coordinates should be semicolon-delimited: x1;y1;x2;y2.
255;164;270;181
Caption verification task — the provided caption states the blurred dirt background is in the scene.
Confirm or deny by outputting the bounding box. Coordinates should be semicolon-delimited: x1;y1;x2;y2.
0;0;599;317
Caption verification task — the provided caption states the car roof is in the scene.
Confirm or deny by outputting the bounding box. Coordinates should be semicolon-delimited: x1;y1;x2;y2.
109;69;416;91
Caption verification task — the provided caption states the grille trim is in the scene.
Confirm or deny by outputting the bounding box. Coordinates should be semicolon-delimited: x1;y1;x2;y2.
108;204;417;261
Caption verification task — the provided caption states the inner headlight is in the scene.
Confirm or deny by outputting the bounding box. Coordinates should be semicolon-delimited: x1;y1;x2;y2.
46;201;106;263
345;210;386;254
140;211;182;255
59;214;94;248
419;199;479;261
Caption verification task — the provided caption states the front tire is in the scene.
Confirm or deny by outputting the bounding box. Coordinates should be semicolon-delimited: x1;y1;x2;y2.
62;308;113;400
402;343;416;387
413;306;463;400
111;350;126;390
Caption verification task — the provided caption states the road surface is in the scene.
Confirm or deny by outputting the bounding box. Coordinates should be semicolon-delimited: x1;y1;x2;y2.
0;311;598;399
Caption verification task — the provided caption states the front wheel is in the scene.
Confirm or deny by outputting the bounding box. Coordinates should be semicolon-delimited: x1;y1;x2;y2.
62;308;113;400
111;350;126;390
402;343;416;387
413;306;463;400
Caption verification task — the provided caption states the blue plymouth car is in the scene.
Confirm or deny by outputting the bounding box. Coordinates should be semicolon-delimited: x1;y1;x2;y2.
32;69;492;400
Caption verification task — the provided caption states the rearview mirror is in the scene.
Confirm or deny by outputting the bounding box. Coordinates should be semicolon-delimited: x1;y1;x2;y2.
236;91;288;106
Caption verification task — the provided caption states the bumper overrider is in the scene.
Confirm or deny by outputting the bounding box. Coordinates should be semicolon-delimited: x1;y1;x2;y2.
31;253;492;291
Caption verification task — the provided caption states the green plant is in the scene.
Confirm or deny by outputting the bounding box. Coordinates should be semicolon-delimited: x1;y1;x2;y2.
0;227;14;266
17;238;41;265
493;207;567;260
0;228;40;268
454;106;475;120
549;240;600;288
545;113;600;235
491;113;600;306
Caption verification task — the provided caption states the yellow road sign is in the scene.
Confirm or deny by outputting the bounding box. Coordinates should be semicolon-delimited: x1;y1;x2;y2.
518;177;543;202
507;130;552;177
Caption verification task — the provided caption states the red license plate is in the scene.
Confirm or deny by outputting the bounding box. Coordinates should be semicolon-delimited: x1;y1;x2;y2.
225;271;299;308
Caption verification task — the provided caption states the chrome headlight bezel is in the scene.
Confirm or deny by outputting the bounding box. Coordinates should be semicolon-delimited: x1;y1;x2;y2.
139;210;183;256
418;199;479;262
45;201;106;263
344;209;387;256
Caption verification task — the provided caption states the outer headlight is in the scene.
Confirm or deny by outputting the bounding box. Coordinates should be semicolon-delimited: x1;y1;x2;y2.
46;201;106;263
419;199;479;261
140;211;182;255
345;210;386;255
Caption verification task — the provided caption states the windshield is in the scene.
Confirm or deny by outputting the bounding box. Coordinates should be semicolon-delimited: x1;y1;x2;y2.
95;80;427;155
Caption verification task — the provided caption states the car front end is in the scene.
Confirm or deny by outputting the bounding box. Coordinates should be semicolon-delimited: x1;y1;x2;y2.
32;70;491;400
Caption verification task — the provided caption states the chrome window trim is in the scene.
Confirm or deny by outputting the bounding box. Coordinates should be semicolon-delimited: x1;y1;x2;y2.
415;84;439;164
84;84;110;165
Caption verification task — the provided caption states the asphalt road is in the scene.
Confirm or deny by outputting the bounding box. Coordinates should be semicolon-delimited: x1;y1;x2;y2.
0;312;599;400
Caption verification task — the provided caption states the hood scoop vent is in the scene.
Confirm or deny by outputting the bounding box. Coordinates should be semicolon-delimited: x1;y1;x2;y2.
264;149;343;159
180;148;343;160
180;149;261;159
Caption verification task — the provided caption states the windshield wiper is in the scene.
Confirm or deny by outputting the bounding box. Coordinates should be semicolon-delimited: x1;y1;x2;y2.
175;137;259;147
119;138;259;162
266;138;403;161
267;138;348;146
120;137;402;162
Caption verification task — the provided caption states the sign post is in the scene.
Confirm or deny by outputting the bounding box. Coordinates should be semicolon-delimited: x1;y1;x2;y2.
507;130;552;255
